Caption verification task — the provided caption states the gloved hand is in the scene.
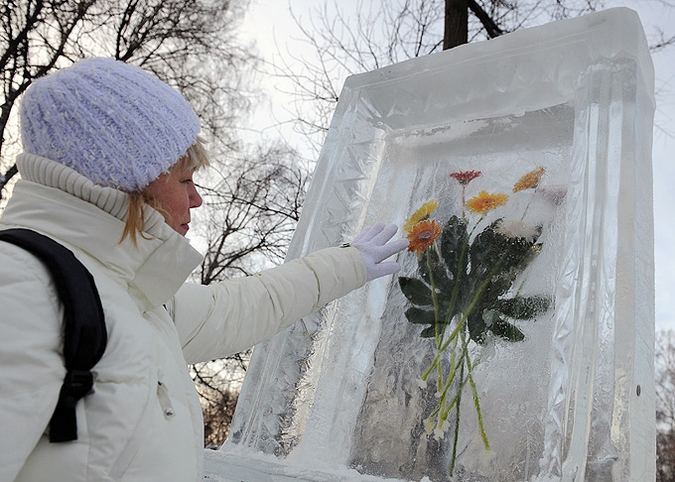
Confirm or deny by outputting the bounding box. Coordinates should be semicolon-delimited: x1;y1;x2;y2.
351;222;409;281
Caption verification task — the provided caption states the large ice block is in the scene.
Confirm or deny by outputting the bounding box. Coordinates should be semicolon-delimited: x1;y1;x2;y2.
206;8;655;482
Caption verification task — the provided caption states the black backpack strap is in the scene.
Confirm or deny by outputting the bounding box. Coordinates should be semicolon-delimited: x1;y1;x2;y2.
0;228;106;443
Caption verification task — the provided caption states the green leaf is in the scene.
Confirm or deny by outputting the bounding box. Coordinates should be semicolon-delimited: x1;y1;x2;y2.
515;242;543;272
398;277;433;306
404;306;436;325
494;295;552;320
469;222;506;279
470;221;542;280
467;222;546;312
501;237;535;273
418;248;454;294
420;325;436;338
467;312;488;345
499;225;543;274
440;215;468;279
490;318;525;342
435;298;461;325
479;269;519;306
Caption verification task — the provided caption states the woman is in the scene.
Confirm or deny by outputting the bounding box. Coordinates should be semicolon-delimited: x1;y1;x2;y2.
0;58;407;482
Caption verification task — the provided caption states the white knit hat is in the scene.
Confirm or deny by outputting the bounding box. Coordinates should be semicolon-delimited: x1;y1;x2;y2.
19;58;200;192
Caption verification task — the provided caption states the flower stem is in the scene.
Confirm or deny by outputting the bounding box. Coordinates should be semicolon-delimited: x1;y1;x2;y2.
449;360;464;476
461;329;490;451
427;252;442;349
418;216;508;476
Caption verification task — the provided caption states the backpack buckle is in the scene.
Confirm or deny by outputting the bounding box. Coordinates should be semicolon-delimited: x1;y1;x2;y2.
62;370;94;399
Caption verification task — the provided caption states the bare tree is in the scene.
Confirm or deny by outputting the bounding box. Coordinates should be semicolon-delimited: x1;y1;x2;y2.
656;329;675;482
191;354;248;449
1;0;313;447
187;142;308;449
273;0;674;155
1;0;95;198
0;0;254;201
196;142;308;285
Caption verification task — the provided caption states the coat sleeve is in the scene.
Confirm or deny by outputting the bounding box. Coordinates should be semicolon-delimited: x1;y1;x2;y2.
0;244;65;482
171;246;367;364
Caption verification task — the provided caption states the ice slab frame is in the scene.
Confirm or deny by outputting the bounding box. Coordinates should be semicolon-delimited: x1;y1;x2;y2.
207;8;655;482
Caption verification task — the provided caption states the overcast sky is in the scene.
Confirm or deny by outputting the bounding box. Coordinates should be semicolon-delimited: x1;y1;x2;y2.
240;0;675;332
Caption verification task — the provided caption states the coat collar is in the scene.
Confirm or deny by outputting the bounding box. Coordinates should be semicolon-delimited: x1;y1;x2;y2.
1;153;203;311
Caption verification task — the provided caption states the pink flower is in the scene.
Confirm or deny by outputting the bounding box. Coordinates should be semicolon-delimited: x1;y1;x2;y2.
450;170;482;186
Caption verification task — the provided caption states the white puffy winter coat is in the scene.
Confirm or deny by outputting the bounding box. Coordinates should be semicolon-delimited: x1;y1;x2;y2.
0;153;367;482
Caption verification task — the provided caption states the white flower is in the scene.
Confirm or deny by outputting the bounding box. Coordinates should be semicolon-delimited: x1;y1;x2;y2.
496;219;539;242
537;185;567;205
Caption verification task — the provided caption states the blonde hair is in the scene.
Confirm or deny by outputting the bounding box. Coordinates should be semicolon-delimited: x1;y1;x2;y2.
121;137;210;245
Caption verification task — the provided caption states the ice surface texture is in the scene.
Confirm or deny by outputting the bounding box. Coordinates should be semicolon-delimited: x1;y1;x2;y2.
207;8;655;482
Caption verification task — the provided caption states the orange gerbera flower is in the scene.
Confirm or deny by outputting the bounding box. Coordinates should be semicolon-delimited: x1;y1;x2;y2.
407;219;441;255
466;191;509;214
513;167;545;192
404;200;438;232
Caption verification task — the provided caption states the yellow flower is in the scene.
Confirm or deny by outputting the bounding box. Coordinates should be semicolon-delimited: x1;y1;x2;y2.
513;167;545;192
466;191;509;214
404;200;438;232
407;219;441;255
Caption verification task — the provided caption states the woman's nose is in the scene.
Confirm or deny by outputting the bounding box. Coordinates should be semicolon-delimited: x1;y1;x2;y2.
189;184;203;208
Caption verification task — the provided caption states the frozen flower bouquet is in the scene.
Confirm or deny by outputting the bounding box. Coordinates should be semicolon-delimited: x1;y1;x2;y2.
398;168;553;475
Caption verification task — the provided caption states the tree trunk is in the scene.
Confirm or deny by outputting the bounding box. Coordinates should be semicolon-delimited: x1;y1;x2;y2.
444;0;469;50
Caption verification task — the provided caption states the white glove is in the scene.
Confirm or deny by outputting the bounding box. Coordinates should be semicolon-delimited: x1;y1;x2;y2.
351;222;409;281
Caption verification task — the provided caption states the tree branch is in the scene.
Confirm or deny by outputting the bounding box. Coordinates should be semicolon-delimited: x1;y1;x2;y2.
0;163;18;201
468;0;504;39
